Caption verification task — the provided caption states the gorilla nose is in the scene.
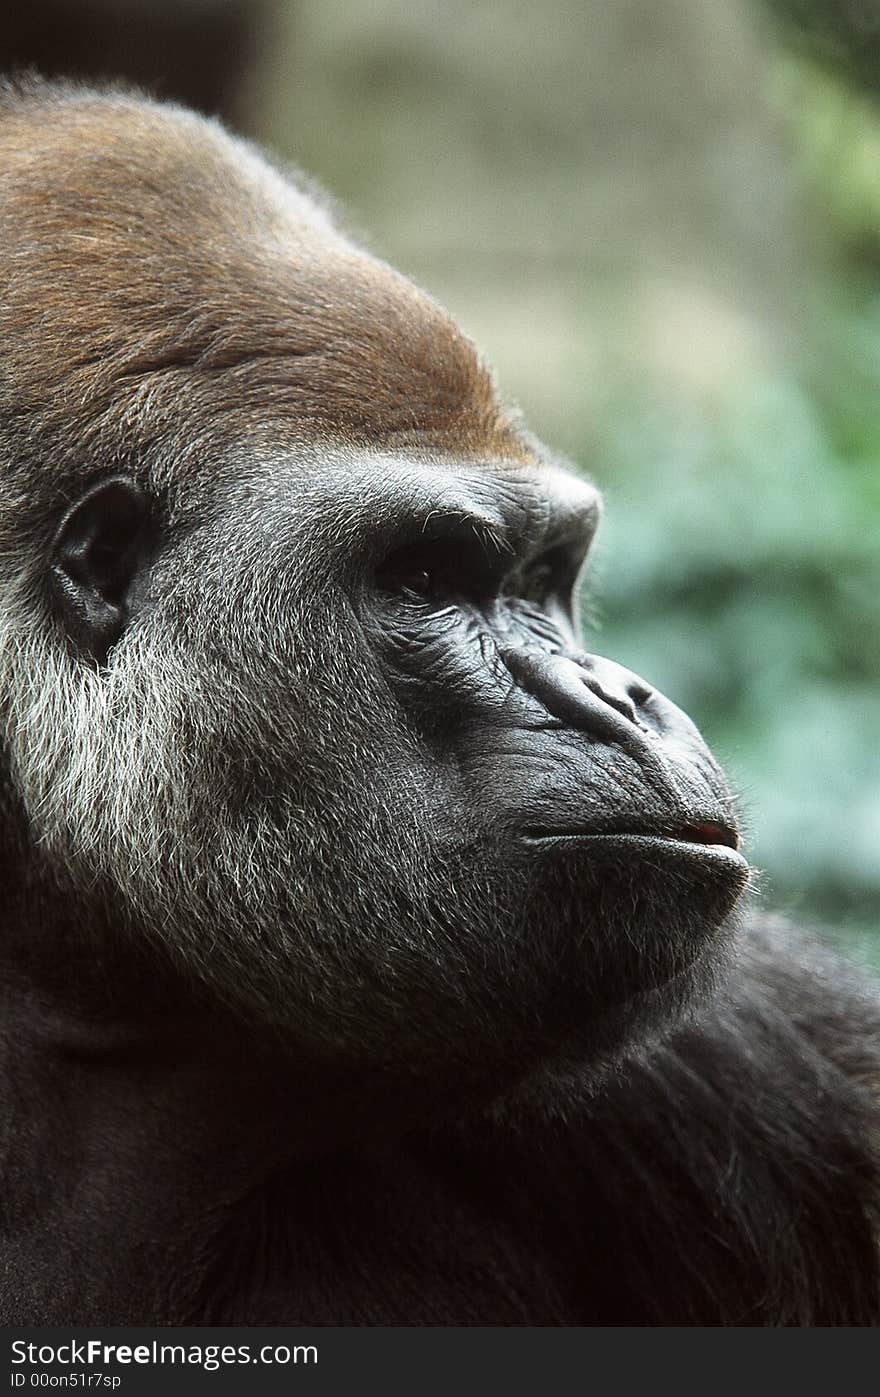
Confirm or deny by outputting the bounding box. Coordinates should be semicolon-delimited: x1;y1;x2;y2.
501;646;664;754
574;655;654;727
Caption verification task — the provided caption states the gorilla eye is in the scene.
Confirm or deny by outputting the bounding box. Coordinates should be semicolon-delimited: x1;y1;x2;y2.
402;568;433;597
376;536;497;608
519;542;584;611
521;559;555;602
49;476;156;664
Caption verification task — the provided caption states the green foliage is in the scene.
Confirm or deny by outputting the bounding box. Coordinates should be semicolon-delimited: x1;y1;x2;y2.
588;346;880;958
774;53;880;262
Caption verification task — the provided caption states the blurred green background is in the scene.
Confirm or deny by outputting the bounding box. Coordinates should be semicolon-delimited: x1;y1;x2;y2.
5;0;879;958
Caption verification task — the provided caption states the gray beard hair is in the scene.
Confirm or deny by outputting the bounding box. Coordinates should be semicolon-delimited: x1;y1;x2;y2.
0;563;686;1081
0;578;484;1054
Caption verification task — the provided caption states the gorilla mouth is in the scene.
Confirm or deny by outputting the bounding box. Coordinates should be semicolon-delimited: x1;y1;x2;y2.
523;820;747;867
674;821;740;850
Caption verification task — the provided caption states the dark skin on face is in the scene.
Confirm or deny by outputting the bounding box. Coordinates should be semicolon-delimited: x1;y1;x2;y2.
52;456;743;856
0;80;877;1327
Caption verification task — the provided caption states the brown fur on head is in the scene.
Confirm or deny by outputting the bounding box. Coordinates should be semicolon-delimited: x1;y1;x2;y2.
0;77;553;1085
0;75;532;467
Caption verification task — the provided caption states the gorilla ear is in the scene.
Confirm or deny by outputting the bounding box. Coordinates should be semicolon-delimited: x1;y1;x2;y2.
50;477;156;663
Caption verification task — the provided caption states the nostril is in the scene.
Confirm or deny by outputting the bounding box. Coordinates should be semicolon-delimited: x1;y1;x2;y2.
580;673;640;726
627;679;653;707
571;656;653;729
501;646;656;757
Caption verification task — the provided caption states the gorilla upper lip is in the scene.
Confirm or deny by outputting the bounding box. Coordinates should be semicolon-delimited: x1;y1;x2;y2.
522;819;743;855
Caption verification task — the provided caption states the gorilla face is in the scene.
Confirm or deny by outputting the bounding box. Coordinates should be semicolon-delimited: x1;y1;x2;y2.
0;83;749;1099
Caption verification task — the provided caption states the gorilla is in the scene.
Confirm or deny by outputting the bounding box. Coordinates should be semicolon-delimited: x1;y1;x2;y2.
0;76;877;1327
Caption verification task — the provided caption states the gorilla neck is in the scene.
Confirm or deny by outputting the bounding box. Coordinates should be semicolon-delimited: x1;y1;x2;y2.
0;860;487;1319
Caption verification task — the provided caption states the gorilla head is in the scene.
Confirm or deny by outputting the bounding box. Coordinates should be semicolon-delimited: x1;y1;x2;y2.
0;80;749;1113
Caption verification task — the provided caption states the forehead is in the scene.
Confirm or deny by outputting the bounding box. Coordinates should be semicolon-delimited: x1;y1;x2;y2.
0;89;533;467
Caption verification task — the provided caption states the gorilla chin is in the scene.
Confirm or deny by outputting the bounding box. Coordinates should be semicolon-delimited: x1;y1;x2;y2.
501;827;750;1076
0;78;877;1327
